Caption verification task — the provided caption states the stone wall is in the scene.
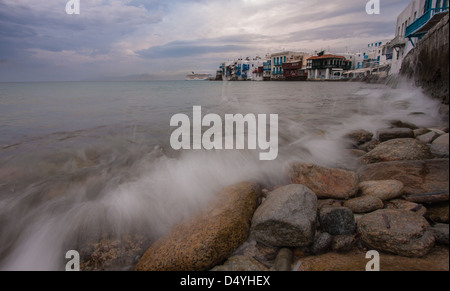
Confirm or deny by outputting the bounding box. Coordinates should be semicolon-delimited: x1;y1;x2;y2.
401;13;449;105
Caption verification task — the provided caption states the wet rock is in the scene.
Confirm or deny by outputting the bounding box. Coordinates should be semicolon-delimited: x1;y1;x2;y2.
290;163;359;199
232;240;279;262
414;128;431;137
362;138;432;164
426;202;449;223
331;235;357;252
433;133;449;147
310;232;333;255
359;139;380;152
80;235;149;271
358;159;449;196
384;199;427;217
343;196;384;214
357;209;435;257
272;248;294;271
404;192;449;203
318;199;343;209
417;131;440;144
319;207;356;236
377;128;415;142
210;256;269;271
389;120;419;130
251;184;318;247
432;224;449;245
295;247;449;271
430;144;449;158
358;180;404;201
345;129;374;146
135;182;262;271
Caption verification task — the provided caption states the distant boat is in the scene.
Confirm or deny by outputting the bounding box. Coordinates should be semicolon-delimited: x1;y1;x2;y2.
185;72;212;81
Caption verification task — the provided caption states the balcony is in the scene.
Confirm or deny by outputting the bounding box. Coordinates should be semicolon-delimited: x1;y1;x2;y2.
406;7;449;38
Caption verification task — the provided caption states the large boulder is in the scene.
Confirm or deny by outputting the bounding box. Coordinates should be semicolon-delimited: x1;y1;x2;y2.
358;159;449;196
433;133;449;147
357;209;435;257
362;138;432;164
289;163;358;199
135;182;262;271
250;184;318;247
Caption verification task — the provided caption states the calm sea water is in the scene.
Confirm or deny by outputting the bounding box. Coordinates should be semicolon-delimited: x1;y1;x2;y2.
0;80;445;270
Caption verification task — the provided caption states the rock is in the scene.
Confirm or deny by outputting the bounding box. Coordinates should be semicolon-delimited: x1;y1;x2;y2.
357;209;435;257
210;256;269;271
318;199;343;209
358;159;449;196
426;202;449;223
347;149;367;158
430;144;449;158
389;120;419;130
343;196;384;214
358;180;404;201
404;192;449;203
384;199;427;217
359;139;380;152
414;128;431;137
250;184;317;248
361;138;432;164
417;131;440;144
331;235;357;252
345;129;374;146
135;182;262;271
432;224;449;245
433;133;449;147
429;128;447;136
272;248;294;271
80;234;150;271
310;232;333;255
319;207;356;236
232;240;279;262
377;128;415;142
295;247;449;271
289;163;359;199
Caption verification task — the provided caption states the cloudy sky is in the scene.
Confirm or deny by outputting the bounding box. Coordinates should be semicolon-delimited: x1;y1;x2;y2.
0;0;410;82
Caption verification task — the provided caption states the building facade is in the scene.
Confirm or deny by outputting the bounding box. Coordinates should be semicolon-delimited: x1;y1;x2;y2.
306;54;352;80
388;0;449;74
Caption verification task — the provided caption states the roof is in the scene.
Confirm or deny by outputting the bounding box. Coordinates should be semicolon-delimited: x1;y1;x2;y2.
307;54;349;61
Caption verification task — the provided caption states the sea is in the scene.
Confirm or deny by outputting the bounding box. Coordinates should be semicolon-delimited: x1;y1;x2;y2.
0;80;445;270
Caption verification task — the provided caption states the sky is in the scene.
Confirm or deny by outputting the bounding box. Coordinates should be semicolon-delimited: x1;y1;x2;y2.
0;0;411;82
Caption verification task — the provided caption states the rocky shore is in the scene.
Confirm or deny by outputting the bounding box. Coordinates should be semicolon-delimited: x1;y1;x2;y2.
82;119;449;271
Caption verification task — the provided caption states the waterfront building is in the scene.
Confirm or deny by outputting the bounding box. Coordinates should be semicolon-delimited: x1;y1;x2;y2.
263;59;272;81
306;53;352;80
388;0;449;74
270;51;310;80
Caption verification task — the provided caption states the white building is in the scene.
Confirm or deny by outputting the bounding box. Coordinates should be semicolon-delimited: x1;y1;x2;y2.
388;0;449;74
270;51;310;80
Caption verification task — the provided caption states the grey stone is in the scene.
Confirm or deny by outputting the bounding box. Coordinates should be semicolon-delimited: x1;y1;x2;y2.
251;184;318;247
430;144;449;158
344;195;384;213
414;128;431;137
272;248;294;271
433;133;449;147
377;128;415;142
389;120;419;130
331;235;357;252
210;256;269;271
432;224;449;245
319;207;356;235
417;131;440;144
345;129;374;146
310;232;333;255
